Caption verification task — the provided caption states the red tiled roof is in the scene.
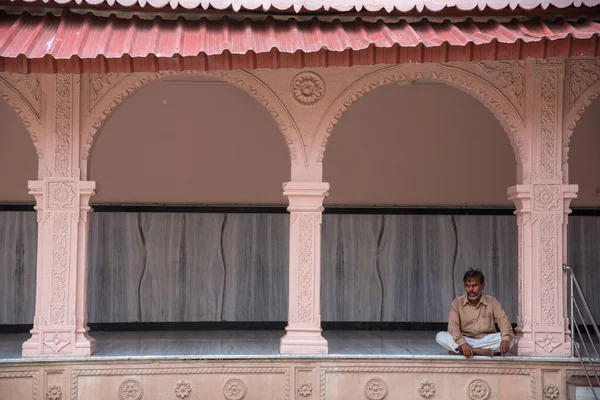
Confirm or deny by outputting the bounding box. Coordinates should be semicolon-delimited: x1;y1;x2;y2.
12;0;600;12
1;11;599;72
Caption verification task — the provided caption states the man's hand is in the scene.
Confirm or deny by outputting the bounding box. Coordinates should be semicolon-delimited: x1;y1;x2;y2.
500;340;510;356
460;343;474;358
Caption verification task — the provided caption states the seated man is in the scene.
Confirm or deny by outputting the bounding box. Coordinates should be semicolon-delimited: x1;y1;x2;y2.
436;268;514;358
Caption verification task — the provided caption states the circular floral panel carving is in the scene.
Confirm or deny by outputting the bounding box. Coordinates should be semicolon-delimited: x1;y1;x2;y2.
174;380;192;399
119;379;144;400
297;381;313;397
223;378;247;400
46;385;63;400
418;379;435;398
543;384;559;399
365;378;388;400
291;72;325;105
467;379;491;400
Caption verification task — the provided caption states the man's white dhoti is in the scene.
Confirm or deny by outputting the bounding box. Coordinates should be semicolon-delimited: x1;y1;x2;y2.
436;331;512;353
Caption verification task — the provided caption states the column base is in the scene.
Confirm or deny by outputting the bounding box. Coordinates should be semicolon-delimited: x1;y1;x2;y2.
512;330;572;357
22;327;96;357
280;326;328;354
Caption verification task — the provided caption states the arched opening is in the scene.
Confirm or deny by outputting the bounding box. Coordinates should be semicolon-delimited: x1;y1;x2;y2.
321;82;517;326
0;99;38;325
87;75;290;324
566;96;600;321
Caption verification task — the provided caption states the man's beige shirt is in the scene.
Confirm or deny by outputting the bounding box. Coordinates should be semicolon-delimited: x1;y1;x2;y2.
448;294;514;347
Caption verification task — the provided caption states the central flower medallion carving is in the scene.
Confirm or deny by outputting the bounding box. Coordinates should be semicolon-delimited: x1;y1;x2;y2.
118;378;143;400
418;379;435;398
291;72;325;105
297;381;313;397
365;378;388;400
223;378;247;400
174;380;192;398
467;378;491;400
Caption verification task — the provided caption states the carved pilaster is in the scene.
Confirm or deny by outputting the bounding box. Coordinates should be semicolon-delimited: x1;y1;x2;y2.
280;182;329;354
509;59;578;357
23;74;96;357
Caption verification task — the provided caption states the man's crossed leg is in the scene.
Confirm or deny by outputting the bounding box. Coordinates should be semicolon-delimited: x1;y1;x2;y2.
436;331;514;357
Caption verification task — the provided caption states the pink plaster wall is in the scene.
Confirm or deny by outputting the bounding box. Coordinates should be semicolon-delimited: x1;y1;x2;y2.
0;100;37;202
323;84;516;206
88;80;290;205
1;82;600;206
569;97;600;207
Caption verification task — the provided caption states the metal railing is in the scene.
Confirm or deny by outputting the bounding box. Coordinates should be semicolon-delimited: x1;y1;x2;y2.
563;263;600;400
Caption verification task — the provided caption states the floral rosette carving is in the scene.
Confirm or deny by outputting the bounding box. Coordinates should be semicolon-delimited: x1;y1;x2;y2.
174;380;192;398
297;381;313;397
223;378;247;400
543;384;559;399
291;72;325;105
46;385;63;400
467;379;491;400
118;379;143;400
365;378;388;400
418;379;435;398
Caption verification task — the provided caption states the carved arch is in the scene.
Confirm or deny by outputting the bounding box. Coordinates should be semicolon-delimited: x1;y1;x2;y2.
0;74;44;158
81;70;303;170
310;63;527;167
563;60;600;169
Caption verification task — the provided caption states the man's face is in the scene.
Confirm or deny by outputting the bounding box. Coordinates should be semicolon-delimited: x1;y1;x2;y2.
464;277;485;302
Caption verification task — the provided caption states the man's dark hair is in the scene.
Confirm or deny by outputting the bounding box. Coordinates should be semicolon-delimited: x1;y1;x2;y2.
463;269;485;285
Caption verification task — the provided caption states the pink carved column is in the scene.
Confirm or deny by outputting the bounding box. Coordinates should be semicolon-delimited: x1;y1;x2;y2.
508;60;578;357
22;74;97;357
280;182;329;354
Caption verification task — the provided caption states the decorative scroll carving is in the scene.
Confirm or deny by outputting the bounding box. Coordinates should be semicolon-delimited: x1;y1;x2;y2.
516;214;525;329
289;214;316;324
568;60;600;108
16;74;41;103
467;379;491;400
539;69;559;180
291;72;325;105
418;379;435;398
0;75;43;157
118;379;143;400
315;65;525;166
539;215;557;326
564;60;600;165
46;385;63;400
298;382;313;397
50;213;69;324
174;380;192;398
543;384;559;399
55;74;72;177
534;185;561;211
83;71;300;163
88;73;123;112
364;378;388;400
223;378;247;400
477;61;525;110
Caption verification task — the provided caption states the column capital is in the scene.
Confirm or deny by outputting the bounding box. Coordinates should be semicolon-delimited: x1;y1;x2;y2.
283;181;329;212
508;184;578;213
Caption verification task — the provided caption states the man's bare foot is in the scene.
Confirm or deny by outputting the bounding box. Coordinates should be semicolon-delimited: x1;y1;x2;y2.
472;348;494;357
